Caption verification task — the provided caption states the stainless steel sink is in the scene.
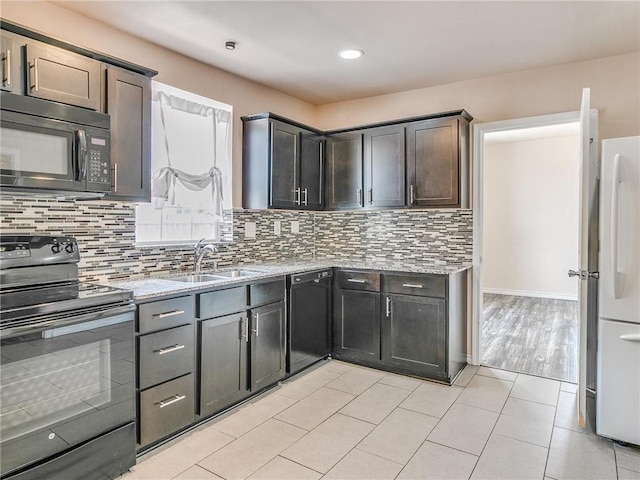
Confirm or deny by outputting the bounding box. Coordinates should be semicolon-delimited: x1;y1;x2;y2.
166;269;265;283
166;274;222;283
210;269;264;279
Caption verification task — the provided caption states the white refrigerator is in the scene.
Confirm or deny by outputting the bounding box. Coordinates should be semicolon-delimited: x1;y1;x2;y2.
596;136;640;445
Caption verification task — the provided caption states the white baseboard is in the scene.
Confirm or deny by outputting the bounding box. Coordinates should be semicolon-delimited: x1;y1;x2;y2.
483;287;577;302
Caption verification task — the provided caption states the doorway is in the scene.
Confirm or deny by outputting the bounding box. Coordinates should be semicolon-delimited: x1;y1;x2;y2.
471;112;581;383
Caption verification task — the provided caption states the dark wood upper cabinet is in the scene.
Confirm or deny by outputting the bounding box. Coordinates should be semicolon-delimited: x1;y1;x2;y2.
104;66;151;201
363;125;406;208
407;116;469;208
300;131;324;209
243;115;324;210
24;41;101;111
325;132;363;209
270;120;299;208
244;110;470;211
1;31;23;94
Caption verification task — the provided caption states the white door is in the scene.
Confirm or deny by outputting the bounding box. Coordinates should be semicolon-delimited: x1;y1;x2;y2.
574;88;599;427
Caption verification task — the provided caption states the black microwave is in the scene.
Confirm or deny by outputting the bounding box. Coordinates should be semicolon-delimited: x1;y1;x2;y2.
0;92;111;196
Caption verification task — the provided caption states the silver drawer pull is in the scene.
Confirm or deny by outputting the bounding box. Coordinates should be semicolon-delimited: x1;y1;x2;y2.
154;310;185;319
157;394;186;408
156;344;185;355
347;278;367;284
402;283;424;289
620;334;640;343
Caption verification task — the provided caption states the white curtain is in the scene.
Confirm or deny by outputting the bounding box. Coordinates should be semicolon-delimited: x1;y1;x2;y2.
151;90;232;217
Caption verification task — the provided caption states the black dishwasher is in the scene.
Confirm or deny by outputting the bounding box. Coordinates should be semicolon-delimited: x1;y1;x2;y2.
287;269;333;375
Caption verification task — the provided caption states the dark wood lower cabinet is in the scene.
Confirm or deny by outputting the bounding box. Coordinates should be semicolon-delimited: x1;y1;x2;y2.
332;288;381;363
250;301;286;391
199;313;249;417
382;294;447;380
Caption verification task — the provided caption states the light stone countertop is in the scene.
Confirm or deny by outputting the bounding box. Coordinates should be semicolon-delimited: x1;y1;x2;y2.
109;259;471;300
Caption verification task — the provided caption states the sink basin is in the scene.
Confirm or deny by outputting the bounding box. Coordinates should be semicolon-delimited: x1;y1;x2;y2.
166;274;222;283
166;269;265;283
210;269;264;279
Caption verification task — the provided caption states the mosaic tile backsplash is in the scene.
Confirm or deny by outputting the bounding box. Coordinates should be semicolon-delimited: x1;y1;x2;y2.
0;196;472;283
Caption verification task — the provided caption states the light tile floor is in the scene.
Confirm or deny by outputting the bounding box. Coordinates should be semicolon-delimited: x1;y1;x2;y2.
122;361;640;480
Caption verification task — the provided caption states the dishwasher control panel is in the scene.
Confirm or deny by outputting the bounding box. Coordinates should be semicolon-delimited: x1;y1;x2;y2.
291;269;333;284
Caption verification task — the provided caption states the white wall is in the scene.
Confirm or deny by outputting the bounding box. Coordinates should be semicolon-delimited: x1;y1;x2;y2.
483;134;580;300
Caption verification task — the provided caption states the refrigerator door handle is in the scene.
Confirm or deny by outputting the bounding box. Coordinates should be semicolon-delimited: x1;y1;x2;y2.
620;334;640;343
610;153;622;299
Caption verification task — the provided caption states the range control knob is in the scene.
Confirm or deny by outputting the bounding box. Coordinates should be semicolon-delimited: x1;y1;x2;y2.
51;243;62;254
65;243;75;254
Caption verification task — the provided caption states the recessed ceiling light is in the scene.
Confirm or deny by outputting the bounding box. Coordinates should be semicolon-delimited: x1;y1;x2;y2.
225;41;236;50
338;49;364;60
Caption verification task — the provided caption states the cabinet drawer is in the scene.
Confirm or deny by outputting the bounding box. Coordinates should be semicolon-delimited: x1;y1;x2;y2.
248;278;285;307
335;270;380;292
139;374;194;446
138;296;194;334
138;325;194;389
197;286;245;319
383;273;446;298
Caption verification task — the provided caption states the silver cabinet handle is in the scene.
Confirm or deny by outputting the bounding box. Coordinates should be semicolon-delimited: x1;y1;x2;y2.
386;297;391;317
347;278;367;284
242;317;249;343
156;344;185;355
113;163;118;193
253;313;260;336
409;184;415;205
157;394;186;408
620;334;640;343
368;188;373;204
302;188;308;206
294;187;301;206
357;188;363;205
319;143;324;205
153;310;185;319
402;283;424;288
30;59;39;92
2;49;10;86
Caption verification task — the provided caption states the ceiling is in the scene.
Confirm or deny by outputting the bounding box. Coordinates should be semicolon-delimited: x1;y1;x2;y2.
55;1;640;105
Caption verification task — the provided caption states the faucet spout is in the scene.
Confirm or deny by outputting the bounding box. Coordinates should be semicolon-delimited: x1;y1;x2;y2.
194;238;218;273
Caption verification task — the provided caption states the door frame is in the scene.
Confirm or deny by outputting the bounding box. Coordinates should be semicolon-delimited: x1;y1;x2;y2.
470;111;581;365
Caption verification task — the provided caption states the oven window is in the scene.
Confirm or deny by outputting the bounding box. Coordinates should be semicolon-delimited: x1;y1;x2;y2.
0;126;69;176
0;340;111;442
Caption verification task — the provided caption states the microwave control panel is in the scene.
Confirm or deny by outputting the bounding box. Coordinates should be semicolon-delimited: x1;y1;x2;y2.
87;136;110;185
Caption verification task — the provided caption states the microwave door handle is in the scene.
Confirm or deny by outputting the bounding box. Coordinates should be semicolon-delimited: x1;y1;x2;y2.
76;130;87;181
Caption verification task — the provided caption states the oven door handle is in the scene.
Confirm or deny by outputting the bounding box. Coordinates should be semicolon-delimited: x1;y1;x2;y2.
2;304;136;339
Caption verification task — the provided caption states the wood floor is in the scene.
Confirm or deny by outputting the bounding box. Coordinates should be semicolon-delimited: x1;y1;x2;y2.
482;293;578;383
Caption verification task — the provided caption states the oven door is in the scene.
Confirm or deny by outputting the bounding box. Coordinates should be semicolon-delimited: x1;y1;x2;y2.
0;110;85;192
0;304;135;478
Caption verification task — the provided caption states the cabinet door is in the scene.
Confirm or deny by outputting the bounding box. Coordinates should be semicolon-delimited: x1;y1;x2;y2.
332;289;380;362
325;133;363;209
199;313;249;416
105;66;151;201
382;294;446;379
270;120;300;208
25;41;101;110
250;301;286;391
407;118;460;207
363;125;405;208
300;132;324;209
1;31;23;94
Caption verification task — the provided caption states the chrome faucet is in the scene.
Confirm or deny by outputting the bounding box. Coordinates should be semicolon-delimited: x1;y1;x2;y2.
194;238;218;273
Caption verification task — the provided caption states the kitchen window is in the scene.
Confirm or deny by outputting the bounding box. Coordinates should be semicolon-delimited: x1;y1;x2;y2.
135;82;233;245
